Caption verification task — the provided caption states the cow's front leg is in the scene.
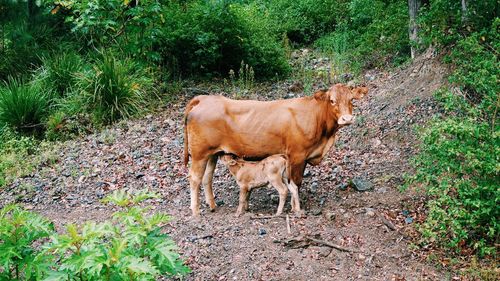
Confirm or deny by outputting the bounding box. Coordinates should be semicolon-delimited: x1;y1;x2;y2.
189;158;208;218
202;155;217;211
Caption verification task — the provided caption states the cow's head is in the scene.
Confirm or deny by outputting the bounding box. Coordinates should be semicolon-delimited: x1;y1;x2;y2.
315;83;368;126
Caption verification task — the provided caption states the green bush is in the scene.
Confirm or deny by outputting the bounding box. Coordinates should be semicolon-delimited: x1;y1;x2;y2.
263;0;346;44
75;54;153;125
314;0;410;71
0;204;54;280
38;50;84;97
159;0;289;78
410;19;499;257
0;78;51;133
0;190;190;280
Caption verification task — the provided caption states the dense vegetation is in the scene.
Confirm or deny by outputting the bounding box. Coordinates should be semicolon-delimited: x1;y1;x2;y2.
0;0;498;271
0;190;190;280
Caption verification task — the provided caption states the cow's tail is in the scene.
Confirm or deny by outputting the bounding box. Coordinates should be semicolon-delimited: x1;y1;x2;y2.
184;98;200;166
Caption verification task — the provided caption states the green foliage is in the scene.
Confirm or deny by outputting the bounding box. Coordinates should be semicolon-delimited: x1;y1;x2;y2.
410;19;499;257
38;50;84;97
0;78;51;133
45;189;190;280
159;0;289;78
0;204;54;280
419;0;498;46
0;190;190;280
74;54;153;125
315;0;410;72
262;0;345;44
0;130;38;187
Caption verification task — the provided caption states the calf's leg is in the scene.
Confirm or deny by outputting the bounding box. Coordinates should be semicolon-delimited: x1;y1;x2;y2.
269;176;289;216
236;184;249;217
189;158;208;217
287;180;303;215
202;155;217;211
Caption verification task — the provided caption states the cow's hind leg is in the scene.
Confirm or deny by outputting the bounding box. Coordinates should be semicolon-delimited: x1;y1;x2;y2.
189;158;208;217
202;155;217;211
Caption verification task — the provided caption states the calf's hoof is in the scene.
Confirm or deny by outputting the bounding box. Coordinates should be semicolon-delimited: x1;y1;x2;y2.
294;209;306;218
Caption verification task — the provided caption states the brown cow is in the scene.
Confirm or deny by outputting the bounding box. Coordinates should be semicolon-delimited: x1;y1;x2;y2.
219;154;301;217
184;83;368;217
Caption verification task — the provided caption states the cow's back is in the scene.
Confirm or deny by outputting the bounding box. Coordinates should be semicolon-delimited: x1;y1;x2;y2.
185;95;324;160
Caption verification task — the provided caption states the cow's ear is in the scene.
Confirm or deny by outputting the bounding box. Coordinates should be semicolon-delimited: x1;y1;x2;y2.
351;86;368;100
228;159;237;166
313;90;328;101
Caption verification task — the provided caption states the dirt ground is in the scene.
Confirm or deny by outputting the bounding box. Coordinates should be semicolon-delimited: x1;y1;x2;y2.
3;50;455;280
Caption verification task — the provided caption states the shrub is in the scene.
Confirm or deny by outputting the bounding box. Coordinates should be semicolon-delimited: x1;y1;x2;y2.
44;190;190;280
314;0;410;71
159;0;289;78
0;78;51;133
0;190;190;280
75;54;153;125
39;50;84;97
0;204;54;280
410;20;499;256
263;0;346;44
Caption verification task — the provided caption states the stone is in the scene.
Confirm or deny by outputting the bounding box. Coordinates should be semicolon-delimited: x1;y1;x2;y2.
352;177;373;191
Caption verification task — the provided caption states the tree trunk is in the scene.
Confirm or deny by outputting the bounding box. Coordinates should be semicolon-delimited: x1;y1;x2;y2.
461;0;468;23
408;0;420;59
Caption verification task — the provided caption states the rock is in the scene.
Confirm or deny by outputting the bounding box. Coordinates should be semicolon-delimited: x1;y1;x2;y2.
258;228;267;236
135;172;145;179
338;182;348;191
216;199;225;206
365;208;376;217
352;177;373;191
358;253;366;261
376;187;388;193
310;208;322;216
325;212;336;221
405;217;413;224
289;81;303;93
310;181;318;193
303;169;312;177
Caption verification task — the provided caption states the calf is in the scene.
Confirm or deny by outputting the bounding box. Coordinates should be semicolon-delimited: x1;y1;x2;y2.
220;154;301;217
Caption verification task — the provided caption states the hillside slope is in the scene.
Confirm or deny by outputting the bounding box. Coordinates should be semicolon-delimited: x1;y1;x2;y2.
3;51;451;280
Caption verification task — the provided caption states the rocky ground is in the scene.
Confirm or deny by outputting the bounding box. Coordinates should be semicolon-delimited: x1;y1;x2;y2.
2;50;455;280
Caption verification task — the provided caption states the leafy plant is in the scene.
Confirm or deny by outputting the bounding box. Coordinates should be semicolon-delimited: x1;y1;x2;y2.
39;50;84;97
45;189;190;280
0;78;51;133
75;54;153;125
0;204;55;280
0;190;190;280
409;19;499;257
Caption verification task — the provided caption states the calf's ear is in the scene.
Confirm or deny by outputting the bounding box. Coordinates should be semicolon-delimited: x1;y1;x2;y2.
313;90;328;101
351;86;368;100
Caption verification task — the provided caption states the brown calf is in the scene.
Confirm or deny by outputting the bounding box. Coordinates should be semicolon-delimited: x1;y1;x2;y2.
220;154;301;217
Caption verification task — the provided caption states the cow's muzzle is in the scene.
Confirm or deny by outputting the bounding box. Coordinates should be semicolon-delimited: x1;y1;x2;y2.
338;114;354;125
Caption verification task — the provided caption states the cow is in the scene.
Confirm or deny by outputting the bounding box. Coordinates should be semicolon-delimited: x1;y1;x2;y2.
219;154;301;217
184;83;368;217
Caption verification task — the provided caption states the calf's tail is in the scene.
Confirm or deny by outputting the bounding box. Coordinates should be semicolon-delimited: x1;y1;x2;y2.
183;98;200;166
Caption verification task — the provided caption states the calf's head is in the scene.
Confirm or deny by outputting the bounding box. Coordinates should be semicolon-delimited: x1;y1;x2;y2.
315;83;368;126
220;154;242;175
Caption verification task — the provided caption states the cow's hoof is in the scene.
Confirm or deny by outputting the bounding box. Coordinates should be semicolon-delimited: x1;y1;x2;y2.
235;212;243;217
209;207;216;213
191;214;202;223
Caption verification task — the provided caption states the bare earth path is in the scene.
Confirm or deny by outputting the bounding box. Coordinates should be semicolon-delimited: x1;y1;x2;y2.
3;53;451;280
